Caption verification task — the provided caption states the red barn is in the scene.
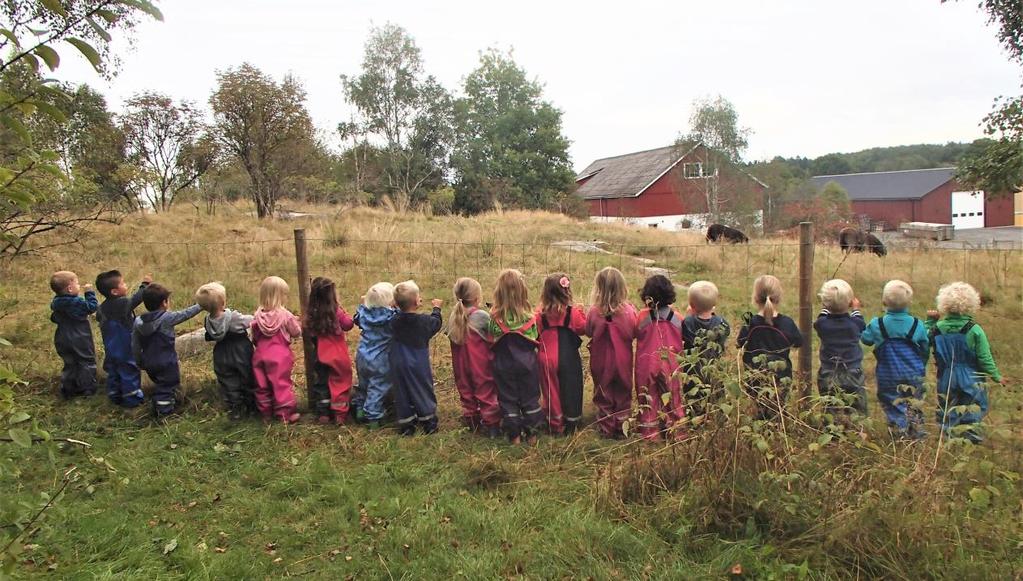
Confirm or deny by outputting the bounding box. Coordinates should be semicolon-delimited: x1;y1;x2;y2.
810;168;1014;230
576;143;769;231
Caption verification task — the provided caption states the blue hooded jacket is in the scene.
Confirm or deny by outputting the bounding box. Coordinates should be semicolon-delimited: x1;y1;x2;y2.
355;305;397;375
132;304;201;369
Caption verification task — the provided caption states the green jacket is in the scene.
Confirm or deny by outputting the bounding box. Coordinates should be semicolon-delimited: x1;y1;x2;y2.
487;311;539;341
925;314;1001;382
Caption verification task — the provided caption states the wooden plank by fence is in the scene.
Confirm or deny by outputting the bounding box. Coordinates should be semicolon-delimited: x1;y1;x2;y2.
294;228;317;409
798;222;814;398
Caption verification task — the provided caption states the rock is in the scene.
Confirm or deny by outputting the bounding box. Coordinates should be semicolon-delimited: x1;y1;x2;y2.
175;328;210;359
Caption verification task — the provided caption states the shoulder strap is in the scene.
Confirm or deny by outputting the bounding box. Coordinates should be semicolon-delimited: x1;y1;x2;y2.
878;317;889;340
540;313;549;331
907;318;919;339
565;305;572;320
666;310;674;322
649;308;656;323
959;321;975;335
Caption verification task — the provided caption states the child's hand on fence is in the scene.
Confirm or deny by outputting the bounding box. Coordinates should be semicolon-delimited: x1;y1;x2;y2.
927;309;939;320
142;273;153;284
431;299;443;309
83;284;93;293
851;297;861;310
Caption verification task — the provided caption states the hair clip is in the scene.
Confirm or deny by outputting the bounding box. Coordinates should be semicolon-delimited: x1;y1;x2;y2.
559;276;571;289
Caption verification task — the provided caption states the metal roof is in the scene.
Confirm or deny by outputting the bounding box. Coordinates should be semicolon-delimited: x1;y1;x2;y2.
575;145;694;200
810;167;955;201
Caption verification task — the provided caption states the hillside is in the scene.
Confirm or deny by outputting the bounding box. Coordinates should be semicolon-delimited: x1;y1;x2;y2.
0;205;1021;578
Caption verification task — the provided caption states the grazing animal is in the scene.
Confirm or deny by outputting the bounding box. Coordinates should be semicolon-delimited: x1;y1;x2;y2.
864;233;886;257
838;227;886;257
706;224;749;244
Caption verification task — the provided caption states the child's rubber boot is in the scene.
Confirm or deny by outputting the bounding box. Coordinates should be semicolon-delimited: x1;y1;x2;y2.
485;425;502;439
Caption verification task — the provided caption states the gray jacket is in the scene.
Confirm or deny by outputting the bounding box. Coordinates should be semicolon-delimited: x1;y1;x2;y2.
131;304;202;363
204;309;253;343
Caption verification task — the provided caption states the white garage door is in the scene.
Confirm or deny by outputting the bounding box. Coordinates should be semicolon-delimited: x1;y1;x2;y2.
951;191;985;229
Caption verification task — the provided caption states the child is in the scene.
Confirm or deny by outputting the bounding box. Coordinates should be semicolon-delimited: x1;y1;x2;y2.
353;282;397;427
304;277;355;425
682;280;730;419
196;282;255;420
860;280;930;438
448;277;501;437
536;273;587;435
390;280;442;435
96;270;151;407
926;281;1003;443
736;275;803;420
634;274;686;440
132;283;202;416
49;271;98;399
586;267;637;439
814;279;867;419
250;276;302;423
488;269;543;444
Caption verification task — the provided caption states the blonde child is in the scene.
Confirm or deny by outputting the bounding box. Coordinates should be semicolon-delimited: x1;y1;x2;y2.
390;280;443;435
536;273;587;435
250;276;302;423
926;281;1003;443
586;267;637;439
814;279;867;418
736;275;803;420
352;282;397;427
860;280;930;438
448;278;501;437
488;269;543;444
49;270;98;399
682;281;730;419
196;282;255;420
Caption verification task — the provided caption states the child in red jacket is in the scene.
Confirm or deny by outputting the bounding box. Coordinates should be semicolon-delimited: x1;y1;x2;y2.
448;277;501;438
586;267;637;439
536;273;587;435
304;276;355;425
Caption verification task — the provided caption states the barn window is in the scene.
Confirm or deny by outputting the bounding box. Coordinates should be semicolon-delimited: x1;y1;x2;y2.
683;162;703;178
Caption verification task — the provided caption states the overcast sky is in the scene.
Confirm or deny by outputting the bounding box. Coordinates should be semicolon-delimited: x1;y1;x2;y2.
56;0;1021;171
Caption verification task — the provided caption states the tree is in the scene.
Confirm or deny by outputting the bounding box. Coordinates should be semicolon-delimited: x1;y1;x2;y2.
451;49;575;214
950;0;1023;194
119;92;214;211
340;24;452;205
210;63;317;218
682;95;750;163
675;96;752;218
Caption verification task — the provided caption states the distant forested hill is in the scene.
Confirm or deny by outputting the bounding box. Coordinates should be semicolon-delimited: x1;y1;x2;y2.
771;141;984;176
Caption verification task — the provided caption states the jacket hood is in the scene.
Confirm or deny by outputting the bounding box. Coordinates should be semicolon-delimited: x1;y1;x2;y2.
357;305;396;327
253;308;295;339
136;310;166;337
205;309;249;342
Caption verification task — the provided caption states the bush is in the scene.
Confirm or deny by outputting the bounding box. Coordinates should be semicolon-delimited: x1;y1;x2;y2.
427;186;456;215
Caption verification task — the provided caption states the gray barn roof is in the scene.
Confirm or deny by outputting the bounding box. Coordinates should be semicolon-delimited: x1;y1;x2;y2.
810;167;955;201
575;145;695;200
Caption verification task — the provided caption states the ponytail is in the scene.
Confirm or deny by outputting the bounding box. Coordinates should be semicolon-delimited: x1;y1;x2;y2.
762;296;777;325
448;277;482;345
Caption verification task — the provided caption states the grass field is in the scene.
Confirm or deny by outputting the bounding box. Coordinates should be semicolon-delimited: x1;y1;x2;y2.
1;204;1021;579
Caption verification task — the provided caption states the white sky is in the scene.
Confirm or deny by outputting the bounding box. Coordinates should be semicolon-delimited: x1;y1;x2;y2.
55;0;1022;171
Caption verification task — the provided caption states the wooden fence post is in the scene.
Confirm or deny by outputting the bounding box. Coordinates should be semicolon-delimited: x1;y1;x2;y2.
798;222;814;397
294;228;316;410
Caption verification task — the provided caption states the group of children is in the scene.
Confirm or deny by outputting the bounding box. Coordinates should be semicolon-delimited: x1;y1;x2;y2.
49;265;1003;443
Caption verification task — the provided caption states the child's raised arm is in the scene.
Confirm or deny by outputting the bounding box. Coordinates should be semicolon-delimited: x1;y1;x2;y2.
165;303;202;326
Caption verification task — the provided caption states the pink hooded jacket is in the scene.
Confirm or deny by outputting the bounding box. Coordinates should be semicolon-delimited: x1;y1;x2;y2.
252;308;302;342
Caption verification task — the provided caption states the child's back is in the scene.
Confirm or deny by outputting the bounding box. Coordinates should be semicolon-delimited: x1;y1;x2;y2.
354;303;397;423
132;290;202;416
250;306;301;421
536;303;586;434
205;308;255;418
737;312;802;378
389;281;442;435
682;314;730;361
97;278;148;406
634;303;685;440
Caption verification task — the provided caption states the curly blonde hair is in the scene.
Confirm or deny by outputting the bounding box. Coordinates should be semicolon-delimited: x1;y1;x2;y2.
882;280;913;310
819;279;854;313
936;281;980;316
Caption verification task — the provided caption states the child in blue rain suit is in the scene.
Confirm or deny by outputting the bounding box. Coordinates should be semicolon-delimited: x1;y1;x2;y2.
352;282;397;427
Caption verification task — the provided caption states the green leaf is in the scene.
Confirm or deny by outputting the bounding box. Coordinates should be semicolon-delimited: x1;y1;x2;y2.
20;52;40;71
29;100;66;123
8;411;30;424
95;9;118;23
660;392;671;406
968;486;990;507
1;114;32;145
0;28;21;48
33;45;60;70
65;38;102;72
0;337;11;346
86;17;112;43
8;428;32;448
39;0;68;18
118;0;164;21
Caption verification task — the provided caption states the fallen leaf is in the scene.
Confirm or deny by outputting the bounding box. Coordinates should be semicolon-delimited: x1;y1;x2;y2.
212;493;222;503
163;539;178;555
186;501;198;509
214;547;227;554
345;555;352;562
169;444;178;450
272;557;282;564
196;541;207;552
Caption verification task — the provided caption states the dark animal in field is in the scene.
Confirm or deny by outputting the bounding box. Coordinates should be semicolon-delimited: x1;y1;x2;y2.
838;227;886;257
706;224;749;244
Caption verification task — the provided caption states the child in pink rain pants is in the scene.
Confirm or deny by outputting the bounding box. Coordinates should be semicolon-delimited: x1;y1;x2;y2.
586;267;637;439
448;277;502;438
634;274;686;440
304;276;355;425
251;276;302;423
536;273;587;435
